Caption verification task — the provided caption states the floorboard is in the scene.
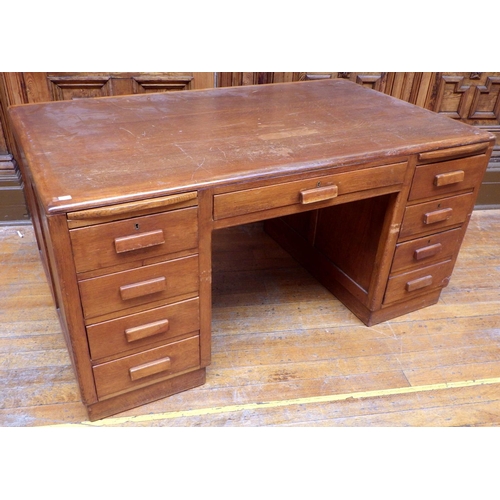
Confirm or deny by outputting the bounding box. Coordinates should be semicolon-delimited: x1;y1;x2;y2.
1;210;499;427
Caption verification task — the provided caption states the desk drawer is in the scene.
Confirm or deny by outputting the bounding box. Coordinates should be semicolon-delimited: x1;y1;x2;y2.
384;259;454;305
399;192;474;239
391;227;462;274
87;297;200;361
213;162;406;220
79;255;199;321
93;335;200;399
70;207;198;273
408;154;486;201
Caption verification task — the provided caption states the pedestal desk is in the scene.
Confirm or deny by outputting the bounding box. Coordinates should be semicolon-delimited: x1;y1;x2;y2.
9;80;495;421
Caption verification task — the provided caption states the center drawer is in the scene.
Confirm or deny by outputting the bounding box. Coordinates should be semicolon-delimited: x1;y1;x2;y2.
70;206;198;273
213;162;407;220
79;255;199;321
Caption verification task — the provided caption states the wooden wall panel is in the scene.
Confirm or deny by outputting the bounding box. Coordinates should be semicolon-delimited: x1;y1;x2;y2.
217;72;302;87
304;72;389;92
424;73;500;125
217;72;435;106
15;72;215;104
0;75;28;223
47;75;114;101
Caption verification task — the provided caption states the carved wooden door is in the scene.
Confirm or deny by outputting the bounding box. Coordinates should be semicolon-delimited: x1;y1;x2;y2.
423;73;500;124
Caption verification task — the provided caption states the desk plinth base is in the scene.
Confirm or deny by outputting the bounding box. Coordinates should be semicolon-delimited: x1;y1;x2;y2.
322;281;442;327
85;368;206;422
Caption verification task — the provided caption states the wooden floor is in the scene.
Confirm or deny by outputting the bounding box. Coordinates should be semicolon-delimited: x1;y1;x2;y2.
1;210;500;427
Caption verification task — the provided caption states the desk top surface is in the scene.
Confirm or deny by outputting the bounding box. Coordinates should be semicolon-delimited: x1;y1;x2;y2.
9;79;494;214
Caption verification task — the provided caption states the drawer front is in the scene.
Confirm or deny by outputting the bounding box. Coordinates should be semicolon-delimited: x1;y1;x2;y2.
93;335;200;399
391;227;462;274
87;297;200;361
384;259;454;305
79;255;199;321
399;192;474;239
213;162;407;220
70;207;198;273
409;154;486;201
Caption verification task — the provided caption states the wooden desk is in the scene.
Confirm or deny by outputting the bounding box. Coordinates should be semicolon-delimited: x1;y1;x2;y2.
9;80;495;421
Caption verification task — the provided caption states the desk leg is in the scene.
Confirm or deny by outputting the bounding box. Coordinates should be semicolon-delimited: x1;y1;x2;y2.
198;189;213;367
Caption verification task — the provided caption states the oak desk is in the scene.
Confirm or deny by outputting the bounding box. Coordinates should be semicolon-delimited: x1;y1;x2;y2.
9;80;495;420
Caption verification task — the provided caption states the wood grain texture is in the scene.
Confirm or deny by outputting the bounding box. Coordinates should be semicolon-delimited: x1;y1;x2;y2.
1;209;499;426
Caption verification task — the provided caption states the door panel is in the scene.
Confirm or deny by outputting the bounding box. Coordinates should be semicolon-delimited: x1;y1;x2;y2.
424;72;500;126
18;72;214;103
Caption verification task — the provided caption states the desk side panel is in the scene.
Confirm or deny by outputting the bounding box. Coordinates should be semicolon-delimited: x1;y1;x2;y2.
42;212;98;405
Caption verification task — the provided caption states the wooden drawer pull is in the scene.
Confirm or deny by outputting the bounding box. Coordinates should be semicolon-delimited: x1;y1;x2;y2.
414;243;442;261
406;275;433;292
129;356;171;381
114;230;165;254
119;276;166;301
434;170;465;187
68;191;197;221
300;185;338;204
125;319;170;343
423;208;453;225
418;143;487;161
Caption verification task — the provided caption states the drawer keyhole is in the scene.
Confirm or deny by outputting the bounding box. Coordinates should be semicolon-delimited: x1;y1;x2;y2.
135;223;140;230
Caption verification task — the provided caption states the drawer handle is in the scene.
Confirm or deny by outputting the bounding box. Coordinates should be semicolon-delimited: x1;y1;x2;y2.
129;356;171;381
418;143;487;161
423;208;453;225
433;170;465;187
406;275;433;292
68;191;197;221
114;230;165;254
119;276;166;301
125;319;170;343
300;185;338;204
414;243;442;261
